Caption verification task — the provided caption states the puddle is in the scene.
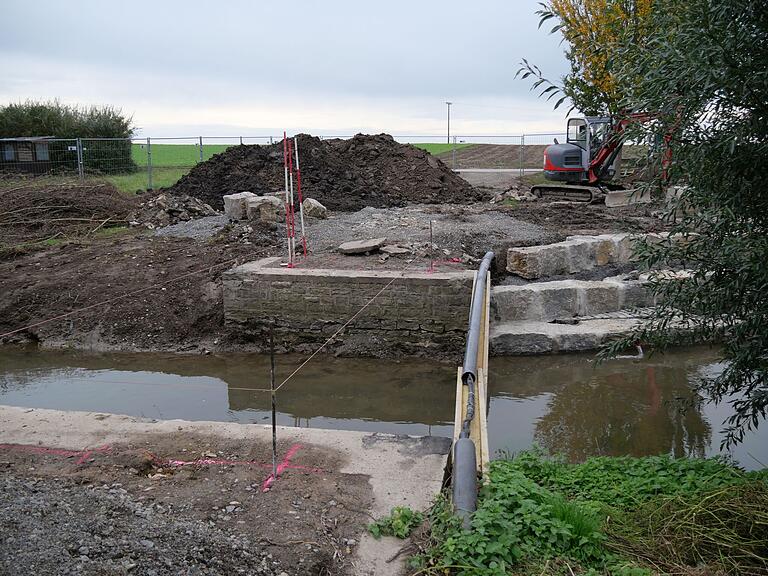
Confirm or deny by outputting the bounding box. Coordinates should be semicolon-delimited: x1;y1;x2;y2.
0;346;764;470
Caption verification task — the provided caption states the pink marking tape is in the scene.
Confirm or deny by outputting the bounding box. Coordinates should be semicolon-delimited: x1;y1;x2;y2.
0;443;112;465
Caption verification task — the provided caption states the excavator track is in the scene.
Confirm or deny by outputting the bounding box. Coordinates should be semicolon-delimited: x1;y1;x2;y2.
530;184;606;203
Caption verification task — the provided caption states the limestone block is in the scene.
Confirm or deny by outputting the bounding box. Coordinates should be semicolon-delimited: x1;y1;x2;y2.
537;283;579;321
302;198;328;219
223;191;258;221
246;195;285;223
580;284;620;315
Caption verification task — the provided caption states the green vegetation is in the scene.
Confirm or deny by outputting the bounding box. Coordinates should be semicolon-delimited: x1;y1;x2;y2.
106;167;190;193
368;506;424;539
411;143;474;155
0;99;134;139
130;143;232;167
417;450;767;575
599;0;768;445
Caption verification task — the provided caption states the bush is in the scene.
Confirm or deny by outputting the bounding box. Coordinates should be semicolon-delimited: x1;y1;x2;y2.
0;100;136;174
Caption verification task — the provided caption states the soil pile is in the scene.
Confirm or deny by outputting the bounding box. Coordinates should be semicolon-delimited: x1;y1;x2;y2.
0;182;134;245
168;133;482;211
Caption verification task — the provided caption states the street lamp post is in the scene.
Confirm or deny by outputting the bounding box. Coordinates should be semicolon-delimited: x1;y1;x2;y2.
446;101;453;144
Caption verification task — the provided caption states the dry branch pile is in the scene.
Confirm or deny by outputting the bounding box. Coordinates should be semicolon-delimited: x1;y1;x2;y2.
0;182;134;246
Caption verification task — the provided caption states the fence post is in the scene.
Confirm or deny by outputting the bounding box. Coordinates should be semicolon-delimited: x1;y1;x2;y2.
239;136;243;145
76;138;84;180
199;136;203;163
519;134;525;178
147;137;153;190
452;136;457;170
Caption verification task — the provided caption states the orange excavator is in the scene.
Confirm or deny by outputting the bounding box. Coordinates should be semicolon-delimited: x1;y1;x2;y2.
532;112;664;202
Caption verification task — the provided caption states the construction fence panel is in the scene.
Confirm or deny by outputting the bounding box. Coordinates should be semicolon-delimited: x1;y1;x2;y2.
0;138;80;178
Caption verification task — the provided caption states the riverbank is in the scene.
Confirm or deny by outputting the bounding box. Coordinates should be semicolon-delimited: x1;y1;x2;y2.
0;405;450;576
416;449;768;575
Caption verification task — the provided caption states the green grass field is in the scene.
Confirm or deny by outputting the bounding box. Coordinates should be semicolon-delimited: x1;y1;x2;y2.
131;143;231;167
410;143;474;155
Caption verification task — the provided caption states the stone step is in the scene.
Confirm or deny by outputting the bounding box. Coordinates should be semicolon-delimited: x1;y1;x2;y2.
489;318;640;355
507;233;663;279
491;278;652;324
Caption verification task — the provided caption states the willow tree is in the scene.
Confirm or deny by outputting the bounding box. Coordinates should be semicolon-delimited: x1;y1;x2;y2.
601;0;768;446
518;0;654;115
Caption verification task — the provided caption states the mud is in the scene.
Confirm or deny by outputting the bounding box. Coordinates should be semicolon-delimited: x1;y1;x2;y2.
0;433;371;576
168;134;482;212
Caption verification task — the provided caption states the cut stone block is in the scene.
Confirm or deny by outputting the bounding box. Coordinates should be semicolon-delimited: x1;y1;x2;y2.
246;195;285;223
491;278;654;323
507;233;636;279
490;318;641;355
223;192;258;221
338;237;387;255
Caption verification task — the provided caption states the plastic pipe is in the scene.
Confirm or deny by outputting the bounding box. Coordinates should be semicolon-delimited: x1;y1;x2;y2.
460;251;495;439
452;437;478;530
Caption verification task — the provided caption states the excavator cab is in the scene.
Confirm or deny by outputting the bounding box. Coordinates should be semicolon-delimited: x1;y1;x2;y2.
535;116;617;202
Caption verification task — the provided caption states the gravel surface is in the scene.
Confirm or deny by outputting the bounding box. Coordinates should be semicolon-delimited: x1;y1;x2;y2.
0;476;283;576
154;215;228;240
301;203;555;272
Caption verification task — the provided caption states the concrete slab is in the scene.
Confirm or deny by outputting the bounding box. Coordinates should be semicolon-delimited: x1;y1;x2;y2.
0;405;450;576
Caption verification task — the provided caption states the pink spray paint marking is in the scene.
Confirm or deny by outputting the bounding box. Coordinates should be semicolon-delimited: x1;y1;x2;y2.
261;443;303;492
0;443;112;465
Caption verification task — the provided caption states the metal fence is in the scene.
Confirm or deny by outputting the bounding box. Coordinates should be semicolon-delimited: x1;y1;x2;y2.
0;133;566;191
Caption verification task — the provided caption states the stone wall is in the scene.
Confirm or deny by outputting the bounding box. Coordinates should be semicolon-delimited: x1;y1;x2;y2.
223;258;475;357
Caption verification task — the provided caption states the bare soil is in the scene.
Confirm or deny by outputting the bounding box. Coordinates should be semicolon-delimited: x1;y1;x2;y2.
0;433;371;576
169;134;482;212
0;177;666;355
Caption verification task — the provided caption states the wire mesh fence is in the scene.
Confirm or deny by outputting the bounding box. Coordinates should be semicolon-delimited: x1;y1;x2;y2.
0;133;565;192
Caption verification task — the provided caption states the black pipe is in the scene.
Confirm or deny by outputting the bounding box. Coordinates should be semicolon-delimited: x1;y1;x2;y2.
452;437;478;529
452;251;495;530
459;251;495;439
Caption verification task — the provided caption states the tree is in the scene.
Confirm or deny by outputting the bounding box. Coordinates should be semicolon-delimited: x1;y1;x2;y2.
518;0;654;116
599;0;768;446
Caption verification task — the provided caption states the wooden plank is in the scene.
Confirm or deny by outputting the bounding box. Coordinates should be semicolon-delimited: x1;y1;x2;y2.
453;366;464;443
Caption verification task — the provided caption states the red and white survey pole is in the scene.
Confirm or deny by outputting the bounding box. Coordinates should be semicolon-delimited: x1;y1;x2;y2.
293;137;308;257
282;132;296;267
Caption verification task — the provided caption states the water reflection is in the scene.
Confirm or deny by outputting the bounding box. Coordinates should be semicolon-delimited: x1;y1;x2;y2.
0;346;765;469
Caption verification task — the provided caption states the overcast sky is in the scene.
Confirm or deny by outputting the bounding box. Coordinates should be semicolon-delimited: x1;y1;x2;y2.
0;0;570;138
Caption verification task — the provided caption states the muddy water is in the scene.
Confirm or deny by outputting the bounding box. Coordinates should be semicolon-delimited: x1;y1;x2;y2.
0;346;765;470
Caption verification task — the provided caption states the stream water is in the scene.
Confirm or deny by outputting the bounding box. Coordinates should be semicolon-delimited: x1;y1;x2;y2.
0;346;765;470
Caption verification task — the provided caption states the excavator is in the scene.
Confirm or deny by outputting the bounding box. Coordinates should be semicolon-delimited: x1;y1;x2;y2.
532;113;656;203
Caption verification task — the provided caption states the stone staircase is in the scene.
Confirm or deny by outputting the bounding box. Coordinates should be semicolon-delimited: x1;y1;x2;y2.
490;234;658;355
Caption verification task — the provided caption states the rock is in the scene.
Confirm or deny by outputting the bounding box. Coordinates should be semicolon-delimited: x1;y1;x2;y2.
302;198;328;219
381;244;411;255
245;195;285;224
338;237;386;255
223;192;258;221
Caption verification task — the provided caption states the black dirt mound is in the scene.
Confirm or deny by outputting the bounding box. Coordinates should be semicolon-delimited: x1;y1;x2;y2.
167;133;481;211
